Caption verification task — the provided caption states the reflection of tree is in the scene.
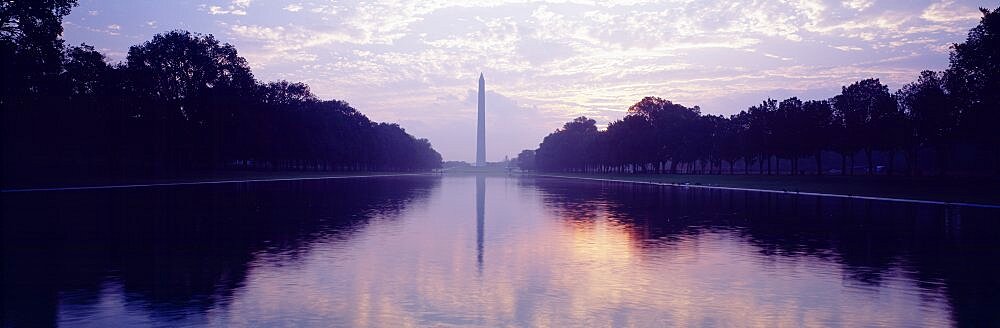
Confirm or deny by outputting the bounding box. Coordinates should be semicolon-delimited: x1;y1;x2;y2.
523;177;1000;326
1;177;438;326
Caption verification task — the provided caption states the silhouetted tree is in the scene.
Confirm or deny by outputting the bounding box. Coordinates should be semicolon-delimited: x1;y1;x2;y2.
628;97;701;173
515;149;536;171
699;115;728;174
775;97;806;174
802;100;835;175
746;99;777;174
2;5;442;186
1;0;77;104
832;79;895;175
526;7;999;178
536;117;598;172
715;115;742;174
730;111;756;174
605;114;654;173
897;71;955;175
947;7;1000;173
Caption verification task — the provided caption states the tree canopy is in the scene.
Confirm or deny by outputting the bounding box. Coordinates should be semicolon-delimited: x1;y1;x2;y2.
518;6;1000;177
2;2;441;186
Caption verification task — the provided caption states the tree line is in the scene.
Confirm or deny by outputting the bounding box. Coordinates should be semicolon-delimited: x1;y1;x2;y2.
2;1;441;185
520;7;999;177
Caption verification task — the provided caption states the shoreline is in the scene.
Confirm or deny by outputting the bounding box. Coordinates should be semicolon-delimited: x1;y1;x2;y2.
6;171;998;209
529;173;1000;209
1;172;436;193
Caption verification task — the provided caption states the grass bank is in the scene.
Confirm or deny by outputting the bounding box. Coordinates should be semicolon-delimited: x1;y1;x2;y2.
530;173;1000;207
2;171;435;192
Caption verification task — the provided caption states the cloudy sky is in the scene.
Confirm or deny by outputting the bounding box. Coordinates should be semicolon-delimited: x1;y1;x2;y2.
62;0;988;162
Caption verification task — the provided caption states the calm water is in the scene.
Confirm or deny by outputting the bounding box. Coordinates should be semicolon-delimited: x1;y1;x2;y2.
3;175;999;327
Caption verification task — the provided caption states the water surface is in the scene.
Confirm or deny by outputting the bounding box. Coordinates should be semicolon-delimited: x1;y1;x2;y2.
3;175;998;326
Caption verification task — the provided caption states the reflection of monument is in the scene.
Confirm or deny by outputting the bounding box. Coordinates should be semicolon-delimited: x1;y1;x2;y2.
476;73;486;166
476;176;485;273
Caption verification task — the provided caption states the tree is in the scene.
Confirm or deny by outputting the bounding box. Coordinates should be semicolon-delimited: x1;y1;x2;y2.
699;115;729;174
832;78;895;175
1;0;78;105
122;30;258;172
536;117;598;172
2;0;79;182
259;80;317;106
627;97;701;173
605;115;654;173
776;97;806;174
715;115;742;175
126;30;255;122
62;44;111;100
524;10;999;178
515;149;536;171
897;70;955;175
3;24;443;184
730;111;756;174
802;100;834;175
947;7;1000;173
746;99;777;174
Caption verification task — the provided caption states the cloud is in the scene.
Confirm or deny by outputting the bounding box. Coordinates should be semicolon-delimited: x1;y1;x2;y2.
921;0;982;23
927;43;952;54
842;0;874;11
833;45;864;51
168;0;986;160
222;22;361;67
763;53;793;61
203;0;251;16
63;21;124;38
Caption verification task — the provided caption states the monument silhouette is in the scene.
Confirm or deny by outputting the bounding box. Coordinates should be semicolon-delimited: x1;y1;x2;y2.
476;73;486;166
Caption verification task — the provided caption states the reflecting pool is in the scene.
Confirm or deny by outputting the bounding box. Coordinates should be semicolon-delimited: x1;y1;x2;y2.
3;175;999;326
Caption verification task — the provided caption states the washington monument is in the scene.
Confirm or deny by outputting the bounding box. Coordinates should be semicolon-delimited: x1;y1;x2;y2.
476;73;486;166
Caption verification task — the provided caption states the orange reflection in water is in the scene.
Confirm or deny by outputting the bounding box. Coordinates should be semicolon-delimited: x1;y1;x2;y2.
222;176;952;327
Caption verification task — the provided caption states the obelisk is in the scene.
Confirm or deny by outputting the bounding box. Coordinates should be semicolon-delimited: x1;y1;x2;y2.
476;73;486;166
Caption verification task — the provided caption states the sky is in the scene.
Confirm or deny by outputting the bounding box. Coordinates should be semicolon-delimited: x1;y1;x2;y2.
61;0;989;162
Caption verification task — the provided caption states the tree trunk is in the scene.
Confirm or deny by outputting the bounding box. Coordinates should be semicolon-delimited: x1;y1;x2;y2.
815;151;823;175
767;155;772;175
904;148;915;176
995;145;1000;176
936;144;949;176
850;154;855;175
841;153;847;175
865;148;874;176
887;150;895;176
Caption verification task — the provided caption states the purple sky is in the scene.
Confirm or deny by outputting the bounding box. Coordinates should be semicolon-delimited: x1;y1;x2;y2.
61;0;988;162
